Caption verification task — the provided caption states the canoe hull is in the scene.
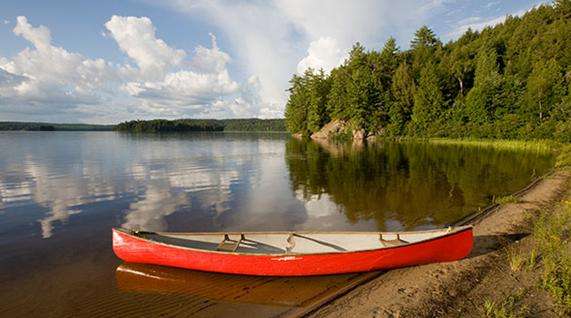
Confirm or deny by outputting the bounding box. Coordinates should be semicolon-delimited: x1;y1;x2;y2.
112;228;473;276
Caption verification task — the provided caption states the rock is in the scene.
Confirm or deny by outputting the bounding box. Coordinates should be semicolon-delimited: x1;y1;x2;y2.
352;128;366;141
310;119;347;139
292;132;303;139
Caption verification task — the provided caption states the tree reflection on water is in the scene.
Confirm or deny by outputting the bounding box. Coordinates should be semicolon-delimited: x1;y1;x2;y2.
285;138;553;230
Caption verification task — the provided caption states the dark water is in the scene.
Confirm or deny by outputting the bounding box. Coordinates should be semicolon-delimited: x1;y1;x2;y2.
0;132;553;317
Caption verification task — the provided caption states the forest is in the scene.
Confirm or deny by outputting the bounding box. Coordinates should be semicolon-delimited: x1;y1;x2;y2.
0;122;113;131
114;118;286;132
284;1;571;142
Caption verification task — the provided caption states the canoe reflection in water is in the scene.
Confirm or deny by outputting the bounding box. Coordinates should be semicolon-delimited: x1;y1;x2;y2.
115;263;371;308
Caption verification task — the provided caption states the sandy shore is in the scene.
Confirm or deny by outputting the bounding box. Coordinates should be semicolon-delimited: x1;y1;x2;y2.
309;170;570;318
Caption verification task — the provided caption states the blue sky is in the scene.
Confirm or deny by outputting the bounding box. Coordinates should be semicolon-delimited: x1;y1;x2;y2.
0;0;551;123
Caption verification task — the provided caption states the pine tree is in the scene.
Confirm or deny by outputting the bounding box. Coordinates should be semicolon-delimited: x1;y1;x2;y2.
523;59;565;123
326;67;351;120
284;74;310;134
465;45;502;124
410;26;441;49
307;69;331;133
389;63;415;134
410;62;444;134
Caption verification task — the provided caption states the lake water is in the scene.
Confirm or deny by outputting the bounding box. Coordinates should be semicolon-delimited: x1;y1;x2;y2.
0;132;554;317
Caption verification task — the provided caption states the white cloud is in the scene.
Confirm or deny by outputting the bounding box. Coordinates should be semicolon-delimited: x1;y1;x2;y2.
0;16;117;111
0;15;261;122
297;37;345;74
105;15;185;78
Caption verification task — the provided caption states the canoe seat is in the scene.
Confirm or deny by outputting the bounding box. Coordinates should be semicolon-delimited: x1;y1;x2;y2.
380;233;409;247
217;234;244;252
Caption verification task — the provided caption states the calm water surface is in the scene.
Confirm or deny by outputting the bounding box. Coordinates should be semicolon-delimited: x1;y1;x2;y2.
0;132;554;317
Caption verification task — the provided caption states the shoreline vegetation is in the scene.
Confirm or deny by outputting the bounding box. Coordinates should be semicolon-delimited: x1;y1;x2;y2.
284;1;571;143
0;119;286;132
113;118;286;133
0;121;114;131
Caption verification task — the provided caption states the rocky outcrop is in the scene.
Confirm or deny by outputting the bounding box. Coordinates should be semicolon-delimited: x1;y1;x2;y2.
309;119;384;142
310;120;347;140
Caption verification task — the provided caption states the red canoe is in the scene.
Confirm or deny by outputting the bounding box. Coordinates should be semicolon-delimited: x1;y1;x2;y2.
112;226;473;276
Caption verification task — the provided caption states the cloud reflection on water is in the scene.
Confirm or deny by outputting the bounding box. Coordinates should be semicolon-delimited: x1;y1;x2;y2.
0;133;312;239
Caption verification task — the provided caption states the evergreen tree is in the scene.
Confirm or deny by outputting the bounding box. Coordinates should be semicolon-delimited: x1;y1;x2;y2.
307;69;331;133
346;43;377;131
411;26;442;78
282;1;570;141
369;37;401;131
284;74;310;134
389;63;415;134
465;45;502;124
326;67;351;120
523;59;565;123
410;62;444;134
410;26;441;49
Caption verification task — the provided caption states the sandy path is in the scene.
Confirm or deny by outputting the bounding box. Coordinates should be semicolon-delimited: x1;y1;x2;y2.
309;170;570;318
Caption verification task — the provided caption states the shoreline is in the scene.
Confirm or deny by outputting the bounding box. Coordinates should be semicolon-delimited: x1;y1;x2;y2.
305;167;570;317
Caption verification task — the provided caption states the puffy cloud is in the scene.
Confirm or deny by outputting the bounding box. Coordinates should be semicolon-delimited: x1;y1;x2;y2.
0;15;262;122
13;16;51;50
122;32;239;106
190;33;231;73
0;17;117;112
297;37;345;74
104;15;185;77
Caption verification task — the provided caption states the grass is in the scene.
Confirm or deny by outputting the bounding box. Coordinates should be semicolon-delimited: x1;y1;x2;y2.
507;245;525;272
482;291;528;318
496;195;519;205
555;144;571;169
532;199;571;313
428;138;557;155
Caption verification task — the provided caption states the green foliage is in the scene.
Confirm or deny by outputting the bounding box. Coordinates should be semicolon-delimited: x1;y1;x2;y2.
284;69;332;135
482;291;529;318
410;25;442;49
533;200;571;313
388;63;415;135
283;2;571;142
409;62;444;135
115;118;285;133
522;59;565;123
465;45;502;124
0;122;113;131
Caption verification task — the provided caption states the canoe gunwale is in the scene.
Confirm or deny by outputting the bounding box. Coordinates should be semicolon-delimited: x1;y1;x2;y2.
113;225;474;257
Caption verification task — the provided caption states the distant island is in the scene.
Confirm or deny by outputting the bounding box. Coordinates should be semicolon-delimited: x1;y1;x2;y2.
114;119;285;132
284;2;570;143
0;119;286;132
0;121;114;131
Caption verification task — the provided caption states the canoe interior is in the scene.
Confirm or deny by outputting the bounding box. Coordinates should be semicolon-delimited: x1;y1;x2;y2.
131;227;470;255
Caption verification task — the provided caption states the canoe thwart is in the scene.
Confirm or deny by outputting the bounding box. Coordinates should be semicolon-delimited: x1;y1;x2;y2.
379;233;409;247
216;233;246;252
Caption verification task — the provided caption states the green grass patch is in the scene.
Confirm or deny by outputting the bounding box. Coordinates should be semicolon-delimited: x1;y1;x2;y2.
555;144;571;169
428;138;557;155
496;195;519;205
506;245;525;272
533;200;571;314
482;290;529;318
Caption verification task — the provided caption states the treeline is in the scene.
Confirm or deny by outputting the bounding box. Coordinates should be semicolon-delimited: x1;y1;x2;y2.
284;1;571;142
0;122;113;131
115;118;286;133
